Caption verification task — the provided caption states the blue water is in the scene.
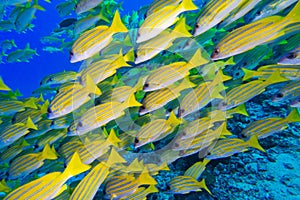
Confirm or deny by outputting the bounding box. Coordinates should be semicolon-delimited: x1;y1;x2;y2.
0;0;152;97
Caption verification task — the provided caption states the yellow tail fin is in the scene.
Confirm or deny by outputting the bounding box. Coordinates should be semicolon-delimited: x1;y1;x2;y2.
145;185;159;193
40;100;50;114
106;147;126;166
124;48;135;62
198;179;212;195
123;93;142;109
167;111;181;126
224;57;235;66
20;139;30;147
264;69;288;86
25;117;38;130
115;50;131;67
0;76;11;91
110;10;128;33
211;70;232;86
65;152;91;177
137;168;158;185
179;0;198;11
247;135;266;152
287;1;300;22
127;158;144;172
285;109;300;123
41;144;58;160
84;74;102;96
172;17;192;38
242;68;256;81
176;77;196;93
231;104;249;116
220;122;232;136
0;179;11;193
187;49;210;69
210;110;226;123
23;98;38;109
106;129;121;147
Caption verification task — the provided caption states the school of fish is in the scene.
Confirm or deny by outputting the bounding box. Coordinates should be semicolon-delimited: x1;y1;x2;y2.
1;0;300;199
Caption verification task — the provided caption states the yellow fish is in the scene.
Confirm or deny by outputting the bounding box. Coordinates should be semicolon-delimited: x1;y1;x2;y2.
68;94;141;136
135;17;192;64
211;1;300;60
143;49;209;92
48;75;101;119
4;152;91;200
70;10;128;63
140;78;195;115
136;0;197;43
69;148;126;200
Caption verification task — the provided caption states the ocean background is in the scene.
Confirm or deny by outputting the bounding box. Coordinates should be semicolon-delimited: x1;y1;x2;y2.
0;0;152;97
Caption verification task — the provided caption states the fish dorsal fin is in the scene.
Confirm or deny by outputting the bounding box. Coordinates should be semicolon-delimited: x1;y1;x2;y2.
65;152;91;177
172;17;192;38
106;129;121;147
137;168;158;185
167;111;181;126
41;144;58;160
106;147;127;166
23;98;38;109
25;117;38;130
84;74;102;96
110;10;128;33
127;158;143;172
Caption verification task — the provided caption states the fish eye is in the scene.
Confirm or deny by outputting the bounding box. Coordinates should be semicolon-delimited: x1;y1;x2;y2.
243;62;247;66
276;92;284;98
195;24;200;28
241;134;247;138
140;106;145;110
143;83;149;88
287;52;297;59
235;72;240;76
69;51;74;56
47;107;52;113
167;108;172;112
182;132;186;136
134;137;139;144
174;143;179;147
221;102;227;107
214;48;220;55
256;11;262;16
179;150;184;156
77;122;83;128
207;152;211;156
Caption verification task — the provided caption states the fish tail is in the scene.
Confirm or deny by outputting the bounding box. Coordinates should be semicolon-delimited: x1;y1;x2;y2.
0;76;11;91
198;179;212;195
220;122;232;136
40;99;49;114
225;57;235;65
110;10;128;33
145;185;159;193
106;129;121;147
177;77;196;92
106;147;126;166
287;1;300;22
84;74;102;96
65;152;91;177
247;135;266;152
172;17;192;37
137;168;158;185
187;49;210;68
231;104;249;116
41;144;58;160
179;0;198;12
123;93;142;109
124;48;135;62
23;98;37;109
264;69;288;86
98;7;110;23
211;84;224;99
242;68;256;81
167;111;181;126
285;109;300;123
25;117;38;130
115;50;131;67
20;139;30;147
211;70;232;86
